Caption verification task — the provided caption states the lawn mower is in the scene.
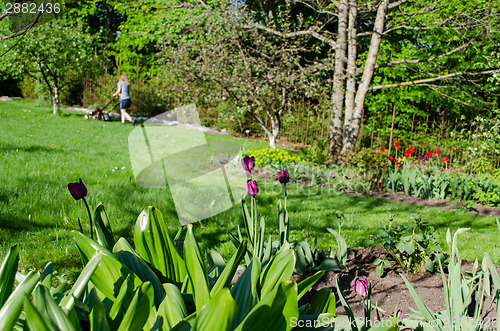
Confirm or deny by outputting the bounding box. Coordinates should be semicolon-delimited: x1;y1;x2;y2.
85;99;116;121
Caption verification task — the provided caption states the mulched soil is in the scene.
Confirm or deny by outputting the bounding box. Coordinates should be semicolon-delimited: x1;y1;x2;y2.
293;246;500;322
351;190;500;218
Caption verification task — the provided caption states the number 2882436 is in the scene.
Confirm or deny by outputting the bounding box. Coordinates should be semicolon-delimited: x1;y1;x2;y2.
5;2;61;14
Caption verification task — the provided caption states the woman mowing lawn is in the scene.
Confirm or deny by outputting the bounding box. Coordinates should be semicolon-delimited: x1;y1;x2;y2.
112;73;134;125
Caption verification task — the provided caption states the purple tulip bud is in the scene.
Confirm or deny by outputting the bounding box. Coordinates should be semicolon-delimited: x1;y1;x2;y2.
439;168;443;172
242;156;255;172
68;178;87;200
419;156;424;160
354;278;368;297
396;309;403;319
246;180;258;196
425;170;429;174
425;156;429;161
277;170;289;184
422;161;426;165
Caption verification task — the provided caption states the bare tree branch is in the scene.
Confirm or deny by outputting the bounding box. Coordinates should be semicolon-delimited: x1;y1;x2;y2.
368;69;500;90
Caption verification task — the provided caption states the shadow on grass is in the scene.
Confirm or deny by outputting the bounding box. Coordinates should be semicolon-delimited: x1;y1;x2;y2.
0;142;65;154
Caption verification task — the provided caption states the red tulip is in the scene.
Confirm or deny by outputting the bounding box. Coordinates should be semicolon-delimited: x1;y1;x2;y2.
404;152;410;158
394;141;401;147
388;156;394;161
380;147;386;152
354;278;368;297
434;150;440;155
427;151;433;157
395;158;399;162
407;147;415;154
442;157;449;162
246;180;258;196
395;164;401;169
68;178;87;200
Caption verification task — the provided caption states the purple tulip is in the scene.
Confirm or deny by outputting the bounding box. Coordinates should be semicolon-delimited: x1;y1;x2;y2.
242;156;255;172
425;156;429;161
419;155;424;160
354;278;368;297
425;170;429;174
68;178;87;200
277;170;289;184
246;180;258;196
439;168;443;172
422;161;426;165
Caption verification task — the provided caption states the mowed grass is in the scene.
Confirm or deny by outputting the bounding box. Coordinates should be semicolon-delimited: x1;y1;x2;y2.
0;99;498;281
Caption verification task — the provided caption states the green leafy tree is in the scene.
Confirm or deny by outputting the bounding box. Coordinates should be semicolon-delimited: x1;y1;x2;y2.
189;0;500;158
158;2;330;148
0;17;97;114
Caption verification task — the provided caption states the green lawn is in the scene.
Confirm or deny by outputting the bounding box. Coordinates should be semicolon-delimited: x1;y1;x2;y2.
0;99;498;280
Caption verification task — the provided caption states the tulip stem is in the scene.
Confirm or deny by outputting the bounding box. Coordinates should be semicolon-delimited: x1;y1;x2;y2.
253;196;258;258
82;197;93;239
284;183;287;211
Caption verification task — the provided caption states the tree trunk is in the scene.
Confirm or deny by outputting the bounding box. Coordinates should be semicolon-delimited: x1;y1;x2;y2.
268;114;279;148
52;86;60;115
249;110;279;149
328;0;348;158
341;0;388;155
343;0;357;134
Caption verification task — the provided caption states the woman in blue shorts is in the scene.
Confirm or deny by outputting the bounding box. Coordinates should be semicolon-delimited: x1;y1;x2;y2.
112;74;134;125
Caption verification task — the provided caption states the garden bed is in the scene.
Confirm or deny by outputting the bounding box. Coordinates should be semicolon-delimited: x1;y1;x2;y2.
300;246;500;320
231;246;500;322
348;190;500;218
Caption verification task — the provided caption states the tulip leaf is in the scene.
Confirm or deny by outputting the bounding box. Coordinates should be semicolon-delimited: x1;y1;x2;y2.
113;238;165;307
41;262;53;289
117;282;155;331
93;204;115;250
335;277;357;331
0;270;39;331
231;258;261;328
316;258;341;272
134;206;186;284
192;288;238;330
184;224;210;311
157;283;187;329
0;244;19;309
307;288;336;316
73;230;114;265
401;274;439;329
242;198;254;244
297;270;325;301
210;240;247;296
92;254;141;302
87;288;111;331
235;281;299;331
260;249;295;298
295;246;307;275
326;228;347;265
109;275;136;324
24;295;52;331
32;285;79;331
60;253;101;312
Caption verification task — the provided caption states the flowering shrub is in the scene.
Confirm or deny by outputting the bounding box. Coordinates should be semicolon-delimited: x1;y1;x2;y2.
243;147;303;169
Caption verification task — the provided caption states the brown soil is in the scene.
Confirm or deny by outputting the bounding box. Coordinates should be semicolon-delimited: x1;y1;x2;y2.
347;190;500;218
293;246;500;321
